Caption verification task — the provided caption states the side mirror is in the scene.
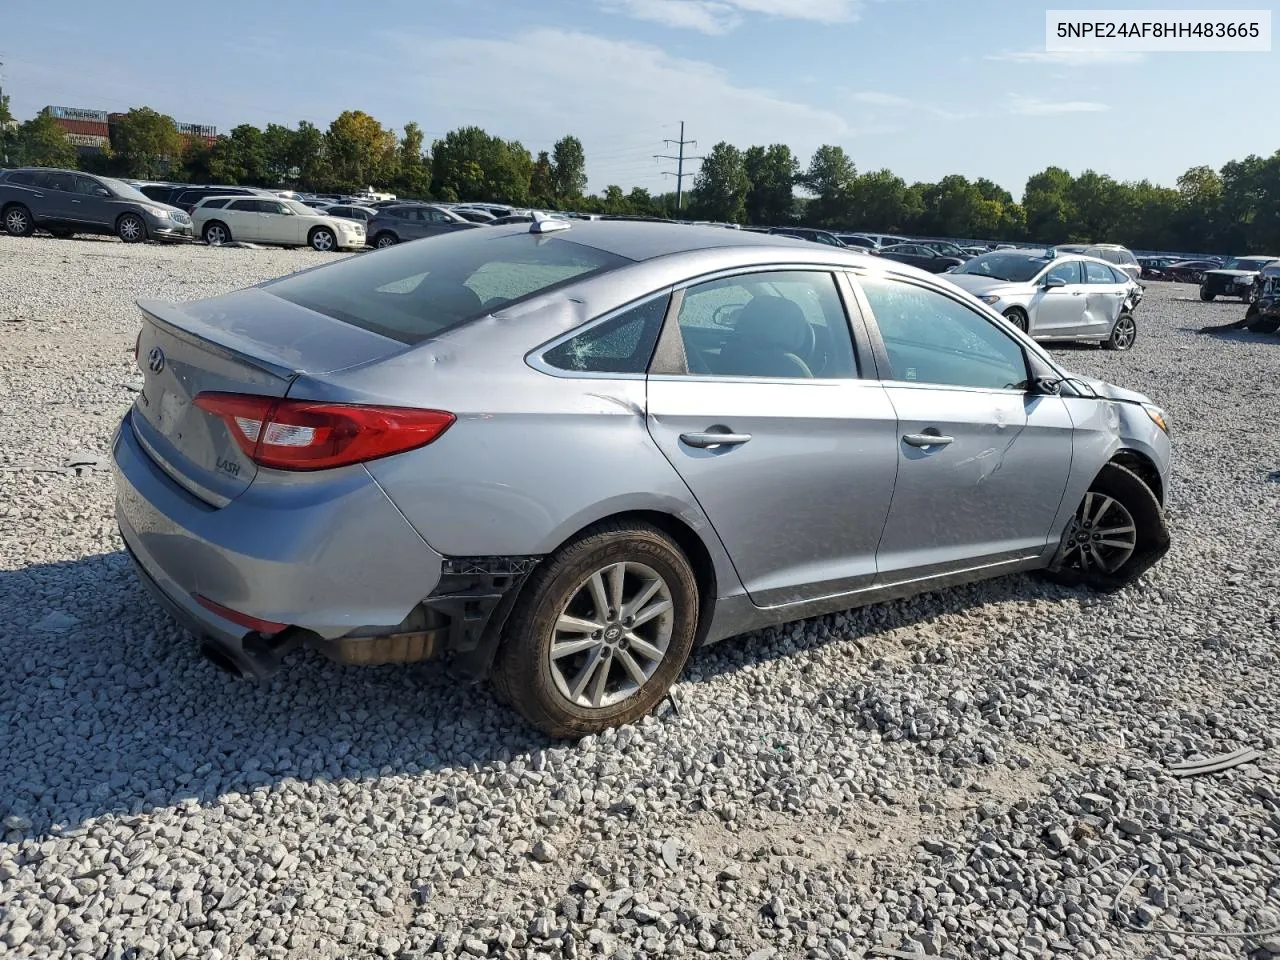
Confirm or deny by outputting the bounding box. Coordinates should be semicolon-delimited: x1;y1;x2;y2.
95;188;112;198
1043;276;1067;290
1030;377;1062;396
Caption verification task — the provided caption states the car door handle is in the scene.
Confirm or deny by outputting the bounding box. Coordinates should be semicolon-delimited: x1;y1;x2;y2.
903;433;955;448
31;192;44;198
70;199;81;204
680;431;752;449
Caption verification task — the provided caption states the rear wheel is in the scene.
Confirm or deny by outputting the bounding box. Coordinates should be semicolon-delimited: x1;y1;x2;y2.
1199;286;1214;302
1042;462;1169;592
3;204;34;237
494;521;699;738
1002;307;1029;333
117;213;147;243
309;227;336;252
373;232;398;249
203;221;230;245
1103;313;1136;351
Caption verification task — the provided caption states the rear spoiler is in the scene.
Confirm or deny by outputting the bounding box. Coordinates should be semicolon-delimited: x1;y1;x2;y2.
137;298;301;381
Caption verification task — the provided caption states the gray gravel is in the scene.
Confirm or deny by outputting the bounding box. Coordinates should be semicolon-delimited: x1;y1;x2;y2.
1;234;1279;960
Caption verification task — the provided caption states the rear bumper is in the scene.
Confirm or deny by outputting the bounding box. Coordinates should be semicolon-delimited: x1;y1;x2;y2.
112;410;446;673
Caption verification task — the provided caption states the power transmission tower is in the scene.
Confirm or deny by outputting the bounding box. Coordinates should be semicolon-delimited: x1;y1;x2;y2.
654;121;703;212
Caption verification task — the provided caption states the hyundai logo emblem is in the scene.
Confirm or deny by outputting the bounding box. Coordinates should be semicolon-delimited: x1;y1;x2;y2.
148;346;165;374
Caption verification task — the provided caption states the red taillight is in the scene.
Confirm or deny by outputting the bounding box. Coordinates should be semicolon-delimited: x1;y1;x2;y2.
194;594;288;635
193;392;455;471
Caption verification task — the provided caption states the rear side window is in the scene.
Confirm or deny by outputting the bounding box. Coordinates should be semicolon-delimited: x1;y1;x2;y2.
1083;261;1115;284
542;296;668;374
266;231;629;344
1108;266;1129;284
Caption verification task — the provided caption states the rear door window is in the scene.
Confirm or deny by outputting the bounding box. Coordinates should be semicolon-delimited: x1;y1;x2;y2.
542;296;668;374
266;231;629;344
1084;261;1115;284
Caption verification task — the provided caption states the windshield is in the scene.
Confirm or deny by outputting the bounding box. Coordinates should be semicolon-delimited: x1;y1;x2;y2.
266;230;629;344
1224;258;1270;271
930;242;963;256
103;178;154;203
952;252;1050;282
284;200;317;216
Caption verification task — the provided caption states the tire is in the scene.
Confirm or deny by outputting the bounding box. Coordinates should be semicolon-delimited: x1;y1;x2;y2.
494;520;700;738
1102;313;1136;351
3;204;34;237
1199;287;1214;302
373;232;398;249
47;227;74;239
202;221;231;246
116;213;147;244
1002;307;1029;333
1041;462;1169;592
309;227;336;252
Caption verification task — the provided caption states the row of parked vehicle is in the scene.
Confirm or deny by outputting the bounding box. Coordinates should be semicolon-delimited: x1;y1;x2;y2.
1137;253;1279;302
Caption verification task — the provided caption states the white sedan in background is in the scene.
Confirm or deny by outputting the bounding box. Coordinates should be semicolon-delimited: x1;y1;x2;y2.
192;196;365;252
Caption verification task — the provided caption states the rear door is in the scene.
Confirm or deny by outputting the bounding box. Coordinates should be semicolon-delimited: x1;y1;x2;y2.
222;199;261;241
1081;260;1128;337
38;172;78;223
645;268;900;606
854;272;1073;581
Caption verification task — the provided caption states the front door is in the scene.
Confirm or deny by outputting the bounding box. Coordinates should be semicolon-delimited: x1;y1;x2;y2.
645;269;900;607
1029;259;1088;336
72;175;113;228
854;273;1074;581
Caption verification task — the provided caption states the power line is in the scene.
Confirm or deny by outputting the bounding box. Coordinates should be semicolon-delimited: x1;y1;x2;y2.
654;121;703;212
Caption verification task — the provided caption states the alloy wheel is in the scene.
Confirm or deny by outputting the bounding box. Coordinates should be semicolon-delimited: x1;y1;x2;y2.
119;216;143;241
205;225;227;245
548;561;674;709
1060;492;1137;574
312;230;335;251
1111;315;1136;349
376;235;396;248
5;209;28;234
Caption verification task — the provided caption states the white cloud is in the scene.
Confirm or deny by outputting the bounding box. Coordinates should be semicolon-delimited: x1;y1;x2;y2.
382;28;869;191
602;0;865;34
988;49;1145;66
850;91;974;121
1008;95;1109;116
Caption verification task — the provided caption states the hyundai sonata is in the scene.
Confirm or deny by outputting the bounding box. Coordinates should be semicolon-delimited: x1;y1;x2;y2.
113;219;1171;737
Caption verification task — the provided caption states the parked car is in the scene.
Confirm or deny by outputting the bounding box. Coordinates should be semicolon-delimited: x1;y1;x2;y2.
0;168;193;242
1052;244;1141;282
946;251;1142;349
835;233;879;250
876;243;965;273
454;209;497;223
767;227;847;247
366;203;482;248
1163;259;1221;284
129;181;186;205
192;196;365;251
112;221;1171;737
488;214;535;225
1199;255;1279;302
917;239;974;261
454;203;515;219
318;203;379;224
1137;256;1182;280
171;185;274;215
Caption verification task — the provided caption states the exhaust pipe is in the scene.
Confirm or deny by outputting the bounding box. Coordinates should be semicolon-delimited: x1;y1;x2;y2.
199;641;246;678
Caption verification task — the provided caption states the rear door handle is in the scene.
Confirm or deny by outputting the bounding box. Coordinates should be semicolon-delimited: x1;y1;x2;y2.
680;431;752;449
903;433;954;448
31;192;44;198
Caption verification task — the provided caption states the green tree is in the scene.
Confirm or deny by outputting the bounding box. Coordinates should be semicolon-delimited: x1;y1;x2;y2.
530;150;555;207
111;107;183;179
292;121;328;190
551;135;588;203
178;138;214;184
326;110;398;192
848;168;915;232
0;94;12;125
1022;166;1076;243
803;145;856;227
690;141;749;223
209;124;268;185
10;113;78;168
394;122;431;198
262;123;298;184
743;144;797;224
599;184;629;215
430;126;532;204
626;186;658;217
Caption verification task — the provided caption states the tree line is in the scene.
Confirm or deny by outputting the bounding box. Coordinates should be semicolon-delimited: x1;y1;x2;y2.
2;96;1278;253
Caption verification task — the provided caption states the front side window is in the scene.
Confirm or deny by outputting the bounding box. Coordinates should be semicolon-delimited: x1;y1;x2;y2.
74;176;102;196
1043;260;1082;285
1083;261;1115;284
542;296;668;374
859;275;1029;391
674;271;857;379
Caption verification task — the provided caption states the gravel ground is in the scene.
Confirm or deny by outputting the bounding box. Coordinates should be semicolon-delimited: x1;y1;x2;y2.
1;234;1279;960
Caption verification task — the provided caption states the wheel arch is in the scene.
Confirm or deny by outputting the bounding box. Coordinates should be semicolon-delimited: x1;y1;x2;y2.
1107;448;1164;505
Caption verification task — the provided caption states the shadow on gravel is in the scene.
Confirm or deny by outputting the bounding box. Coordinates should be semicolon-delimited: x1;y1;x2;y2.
0;550;1071;838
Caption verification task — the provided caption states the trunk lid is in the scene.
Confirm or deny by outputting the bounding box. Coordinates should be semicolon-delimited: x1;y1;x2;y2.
131;288;408;506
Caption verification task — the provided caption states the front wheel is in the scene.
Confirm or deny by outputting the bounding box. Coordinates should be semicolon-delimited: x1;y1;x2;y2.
117;213;147;243
1042;462;1169;592
309;227;336;252
1103;313;1136;351
494;521;699;738
1199;287;1214;302
202;221;230;245
373;232;398;249
3;205;34;237
1002;307;1029;333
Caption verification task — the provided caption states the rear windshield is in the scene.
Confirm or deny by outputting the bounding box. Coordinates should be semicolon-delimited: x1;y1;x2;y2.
265;230;631;344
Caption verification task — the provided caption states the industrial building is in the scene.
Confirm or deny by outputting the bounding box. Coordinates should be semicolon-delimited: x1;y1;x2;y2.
42;105;218;155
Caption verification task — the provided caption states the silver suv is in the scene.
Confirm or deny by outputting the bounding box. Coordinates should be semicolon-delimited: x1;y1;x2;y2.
1053;243;1141;282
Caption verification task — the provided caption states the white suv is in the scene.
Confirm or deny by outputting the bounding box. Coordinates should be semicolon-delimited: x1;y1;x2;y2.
1054;243;1141;283
192;196;365;252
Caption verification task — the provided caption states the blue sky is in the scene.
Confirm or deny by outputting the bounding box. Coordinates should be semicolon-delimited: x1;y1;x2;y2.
2;0;1273;195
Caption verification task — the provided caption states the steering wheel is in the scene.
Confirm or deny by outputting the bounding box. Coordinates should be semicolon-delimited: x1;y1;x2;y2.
711;303;745;327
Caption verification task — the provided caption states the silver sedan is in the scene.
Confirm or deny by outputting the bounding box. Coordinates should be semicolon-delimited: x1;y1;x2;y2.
112;222;1171;737
946;251;1143;350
